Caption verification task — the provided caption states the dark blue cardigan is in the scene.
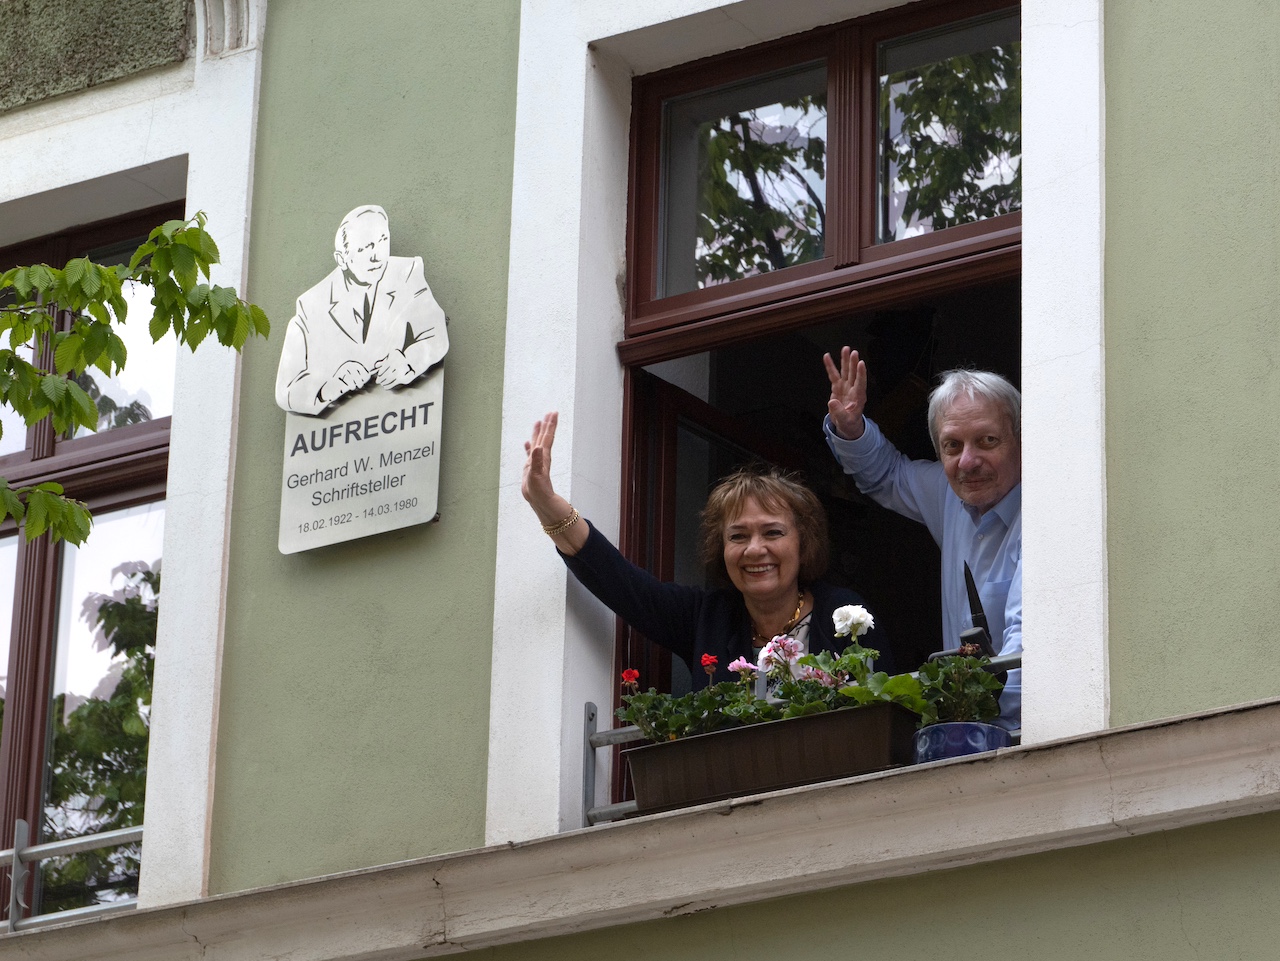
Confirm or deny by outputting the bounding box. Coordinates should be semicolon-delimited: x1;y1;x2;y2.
560;520;887;687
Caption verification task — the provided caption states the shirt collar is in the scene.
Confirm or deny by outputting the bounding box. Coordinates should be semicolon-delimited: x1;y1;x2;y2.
962;482;1022;526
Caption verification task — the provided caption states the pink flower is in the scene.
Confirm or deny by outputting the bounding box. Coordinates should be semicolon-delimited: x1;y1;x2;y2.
758;636;804;677
800;666;839;688
727;657;758;674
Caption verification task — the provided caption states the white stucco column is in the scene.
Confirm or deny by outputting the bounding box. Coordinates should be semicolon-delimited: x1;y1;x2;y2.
1020;0;1109;741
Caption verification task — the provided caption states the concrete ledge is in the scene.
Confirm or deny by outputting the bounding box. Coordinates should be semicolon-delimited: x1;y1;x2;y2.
11;697;1280;960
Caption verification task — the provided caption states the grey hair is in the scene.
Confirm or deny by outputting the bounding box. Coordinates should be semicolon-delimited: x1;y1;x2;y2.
334;205;389;254
926;369;1021;455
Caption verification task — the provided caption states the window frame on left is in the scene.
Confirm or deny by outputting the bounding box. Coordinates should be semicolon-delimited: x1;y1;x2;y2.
0;200;181;920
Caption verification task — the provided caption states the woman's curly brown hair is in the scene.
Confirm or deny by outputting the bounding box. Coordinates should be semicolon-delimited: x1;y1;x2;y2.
699;466;830;584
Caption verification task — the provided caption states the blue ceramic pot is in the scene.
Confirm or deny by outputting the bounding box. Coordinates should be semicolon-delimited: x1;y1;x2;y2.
914;721;1011;763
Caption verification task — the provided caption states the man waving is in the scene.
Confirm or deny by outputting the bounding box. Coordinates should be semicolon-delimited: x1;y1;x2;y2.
824;347;1022;729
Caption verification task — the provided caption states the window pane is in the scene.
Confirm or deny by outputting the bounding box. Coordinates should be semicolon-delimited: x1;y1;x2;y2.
661;62;827;297
40;501;164;912
0;535;18;744
67;240;176;439
877;11;1021;244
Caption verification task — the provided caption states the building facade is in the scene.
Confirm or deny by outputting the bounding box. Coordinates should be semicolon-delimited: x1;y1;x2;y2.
3;0;1280;957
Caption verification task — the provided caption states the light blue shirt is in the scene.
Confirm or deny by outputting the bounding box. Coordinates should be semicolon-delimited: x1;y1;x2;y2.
824;416;1022;729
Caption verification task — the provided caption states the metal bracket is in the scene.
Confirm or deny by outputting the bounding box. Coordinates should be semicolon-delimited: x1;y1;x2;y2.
582;702;598;828
8;819;29;933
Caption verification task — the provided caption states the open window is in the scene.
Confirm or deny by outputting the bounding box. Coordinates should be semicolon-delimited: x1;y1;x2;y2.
613;0;1021;801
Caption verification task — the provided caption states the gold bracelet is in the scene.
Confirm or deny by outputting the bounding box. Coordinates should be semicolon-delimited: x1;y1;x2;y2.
542;507;580;536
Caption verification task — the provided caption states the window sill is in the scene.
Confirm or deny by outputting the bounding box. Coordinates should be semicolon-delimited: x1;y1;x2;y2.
13;697;1280;960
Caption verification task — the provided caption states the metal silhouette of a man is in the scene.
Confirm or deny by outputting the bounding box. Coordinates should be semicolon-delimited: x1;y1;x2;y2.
275;205;448;415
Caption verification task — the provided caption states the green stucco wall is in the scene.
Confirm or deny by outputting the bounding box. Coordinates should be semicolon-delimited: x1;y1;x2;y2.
469;810;1280;961
210;1;519;892
1105;1;1280;724
0;0;190;113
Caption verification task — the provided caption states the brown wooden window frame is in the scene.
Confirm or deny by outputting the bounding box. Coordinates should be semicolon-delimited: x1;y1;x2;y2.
611;0;1023;803
624;0;1021;365
0;201;181;913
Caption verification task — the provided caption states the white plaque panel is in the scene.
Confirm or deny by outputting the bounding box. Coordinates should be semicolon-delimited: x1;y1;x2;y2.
275;205;449;553
278;371;443;553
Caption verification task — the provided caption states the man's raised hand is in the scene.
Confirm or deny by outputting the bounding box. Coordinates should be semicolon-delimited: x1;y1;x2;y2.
824;346;868;441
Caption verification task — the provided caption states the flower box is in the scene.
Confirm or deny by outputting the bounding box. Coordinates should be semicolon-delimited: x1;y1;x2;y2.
624;701;918;814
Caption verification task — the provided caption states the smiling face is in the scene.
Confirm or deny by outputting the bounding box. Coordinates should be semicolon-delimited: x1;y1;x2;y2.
937;395;1022;514
722;497;802;604
335;211;390;287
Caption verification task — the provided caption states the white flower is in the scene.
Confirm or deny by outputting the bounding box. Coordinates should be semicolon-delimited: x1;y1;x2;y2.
832;604;875;637
758;636;804;677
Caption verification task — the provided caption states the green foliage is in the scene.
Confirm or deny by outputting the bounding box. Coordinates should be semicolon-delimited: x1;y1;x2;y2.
617;642;925;743
617;681;782;742
695;96;826;286
0;212;269;545
917;653;1004;726
40;566;158;913
881;43;1021;238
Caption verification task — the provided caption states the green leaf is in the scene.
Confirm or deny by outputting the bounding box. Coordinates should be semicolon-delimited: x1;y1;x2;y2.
209;285;237;316
66;501;92;544
64;257;87;286
87;301;111;327
25;489;49;540
232;306;250;347
81;321;109;366
121;712;147;737
127;240;157;274
250;303;270;338
53;333;82;374
0;482;24;524
149;311;171;342
169;243;198;290
80;262;104;298
65;378;98;430
158;219;187;241
11;268;32;298
40;375;68;404
29;264;56;293
107;333;127;371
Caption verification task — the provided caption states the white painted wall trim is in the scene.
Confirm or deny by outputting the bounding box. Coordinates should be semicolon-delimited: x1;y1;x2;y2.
490;0;1110;841
12;698;1280;961
0;0;268;907
1020;0;1109;741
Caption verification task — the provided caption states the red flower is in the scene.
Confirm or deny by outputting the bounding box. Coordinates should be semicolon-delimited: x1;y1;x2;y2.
700;654;718;668
621;668;640;684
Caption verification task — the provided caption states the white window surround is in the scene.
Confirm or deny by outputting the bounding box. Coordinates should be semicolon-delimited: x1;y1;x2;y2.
8;697;1280;960
0;0;268;907
488;0;1106;843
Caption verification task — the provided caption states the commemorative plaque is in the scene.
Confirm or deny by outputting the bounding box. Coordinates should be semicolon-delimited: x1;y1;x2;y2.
275;205;448;553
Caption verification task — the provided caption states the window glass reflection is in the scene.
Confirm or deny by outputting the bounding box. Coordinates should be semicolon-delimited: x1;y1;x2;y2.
67;240;176;439
40;501;164;912
877;11;1021;244
661;62;827;297
0;535;18;744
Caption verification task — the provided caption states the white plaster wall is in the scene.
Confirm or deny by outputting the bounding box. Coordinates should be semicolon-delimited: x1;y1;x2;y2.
0;0;267;905
1020;0;1108;741
490;0;1110;842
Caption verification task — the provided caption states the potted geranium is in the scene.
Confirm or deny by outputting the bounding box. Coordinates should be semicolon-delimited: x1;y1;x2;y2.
617;606;926;813
912;643;1011;762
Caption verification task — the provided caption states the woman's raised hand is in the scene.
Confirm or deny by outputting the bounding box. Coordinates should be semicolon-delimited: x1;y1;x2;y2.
522;412;561;514
521;411;589;554
824;347;868;441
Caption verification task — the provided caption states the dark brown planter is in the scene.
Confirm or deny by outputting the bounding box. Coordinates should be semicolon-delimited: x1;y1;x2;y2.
624;702;918;813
